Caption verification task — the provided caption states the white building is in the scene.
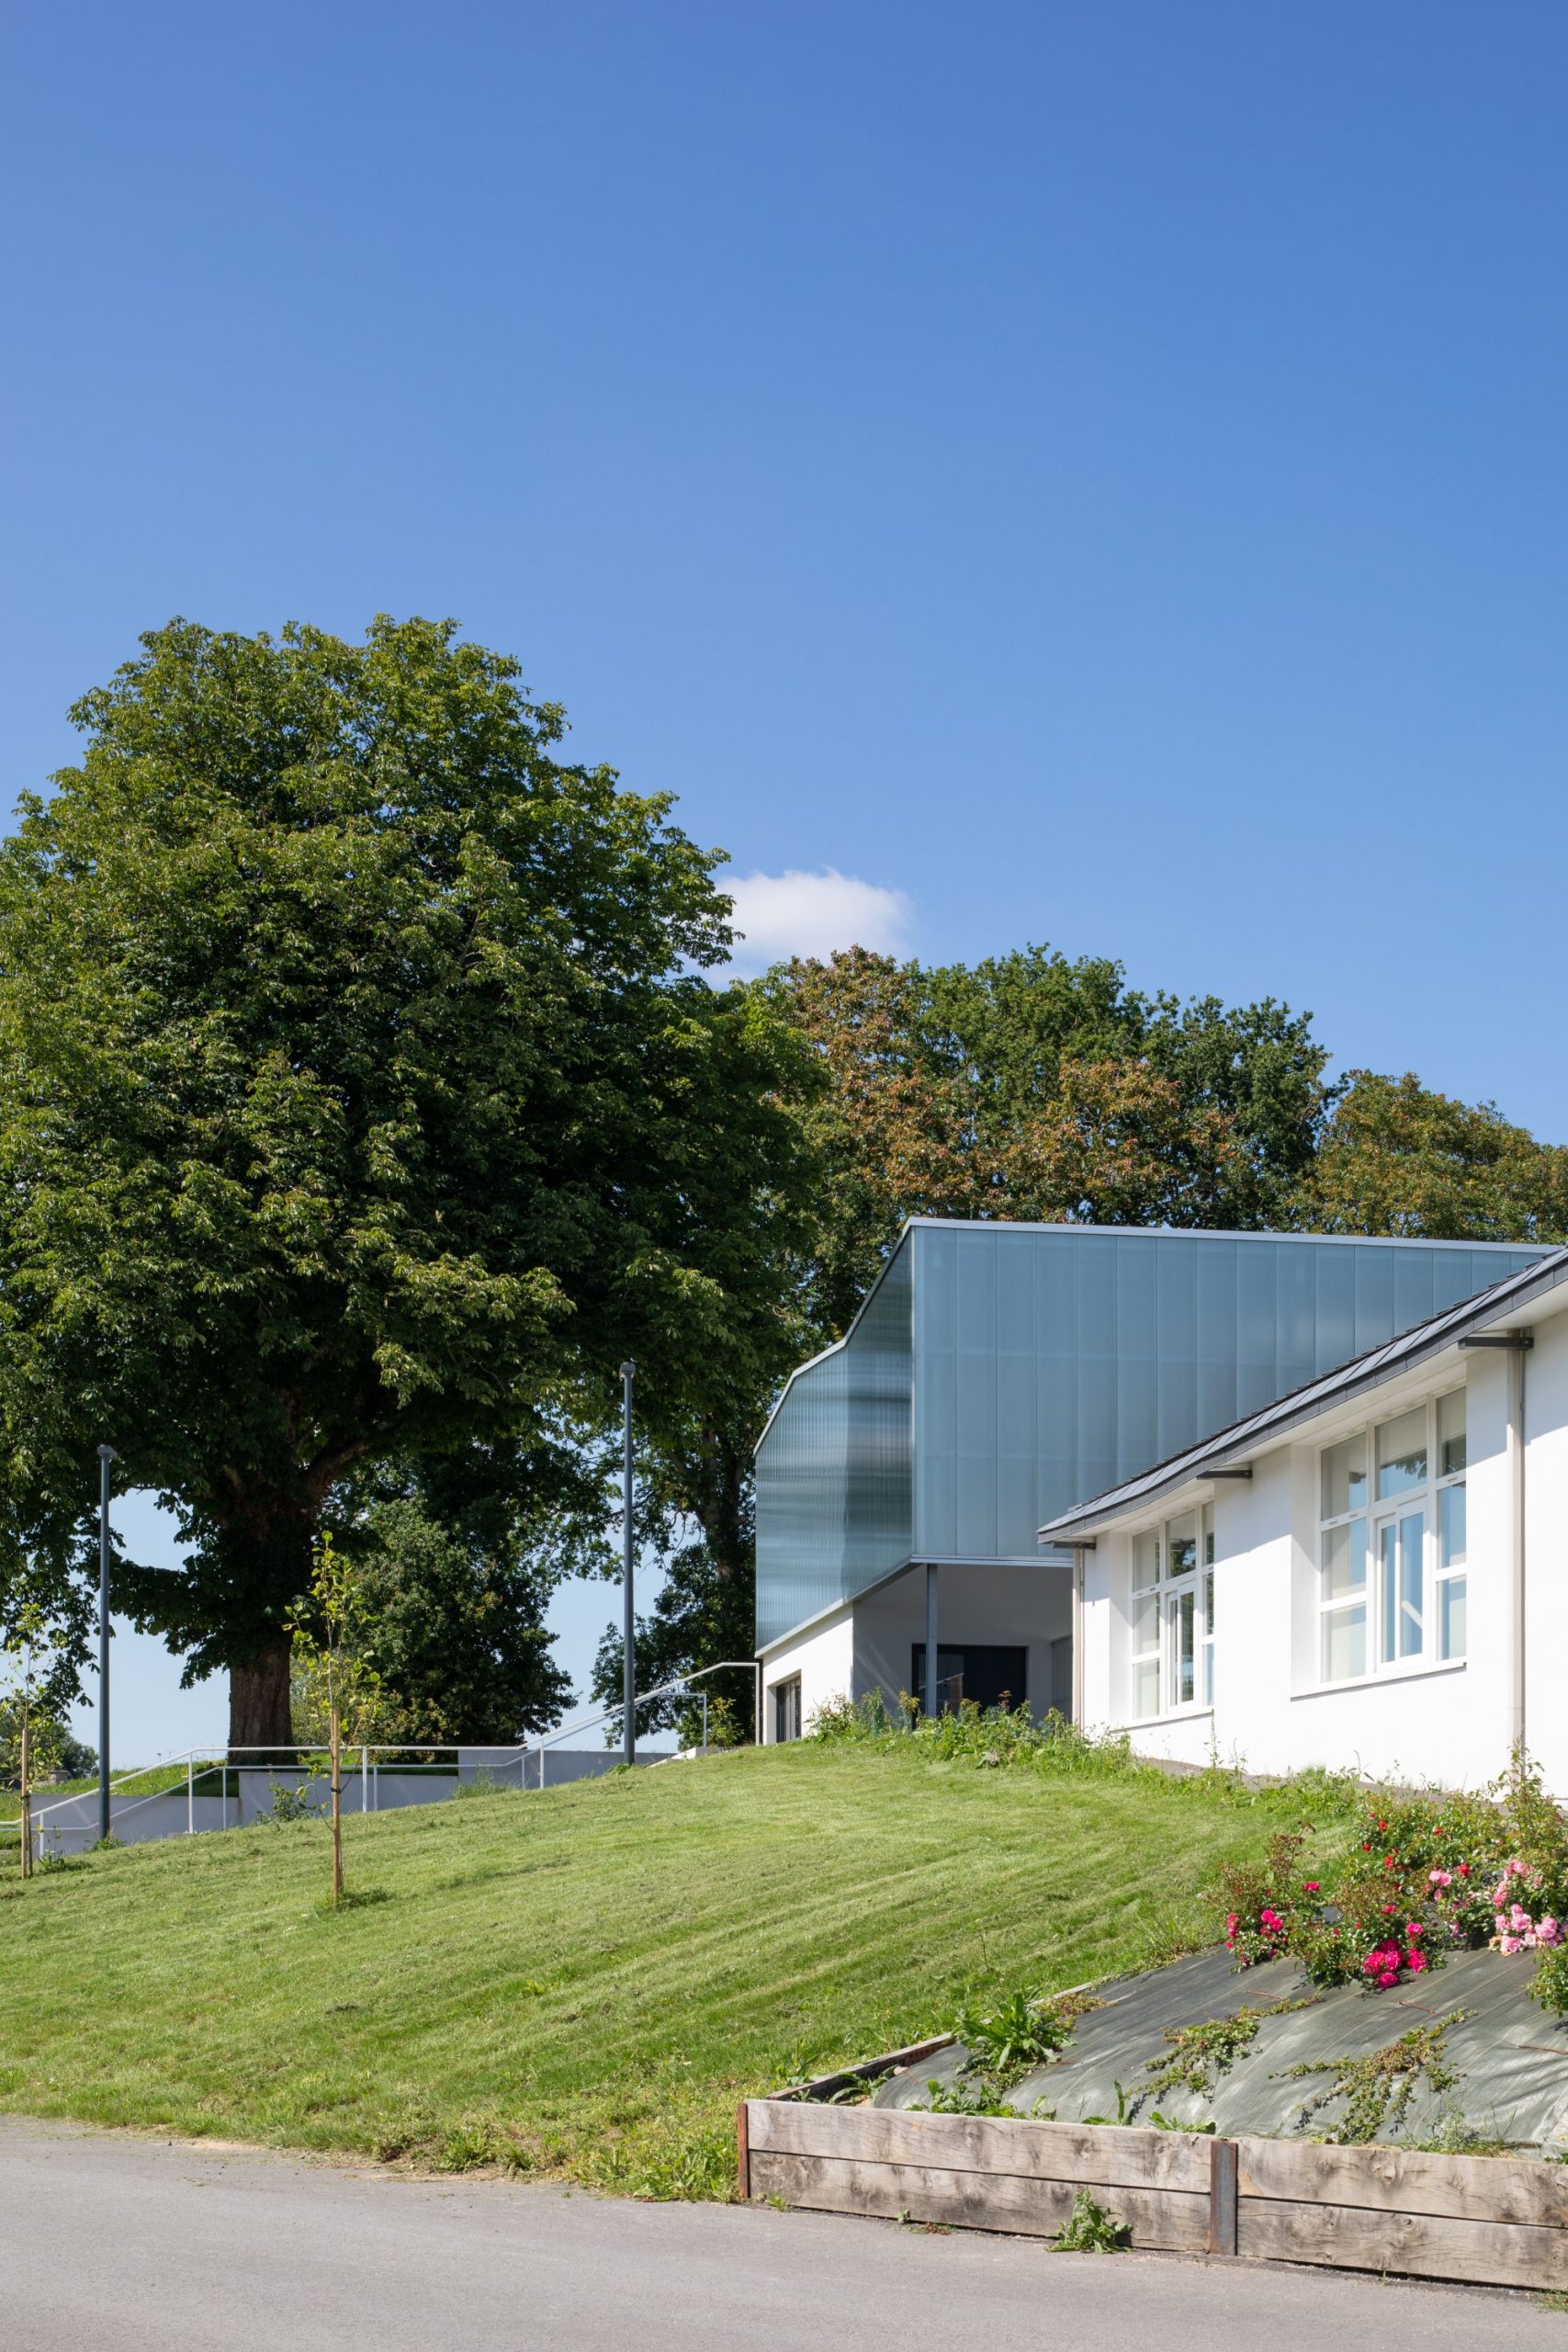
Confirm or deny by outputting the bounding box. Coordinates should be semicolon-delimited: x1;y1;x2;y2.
754;1222;1548;1747
1040;1245;1568;1793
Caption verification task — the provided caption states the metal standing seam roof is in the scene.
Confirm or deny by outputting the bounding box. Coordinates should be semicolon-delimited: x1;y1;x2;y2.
1037;1242;1568;1544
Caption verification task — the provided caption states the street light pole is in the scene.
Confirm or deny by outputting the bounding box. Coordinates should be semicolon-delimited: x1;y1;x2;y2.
620;1362;636;1770
96;1444;117;1844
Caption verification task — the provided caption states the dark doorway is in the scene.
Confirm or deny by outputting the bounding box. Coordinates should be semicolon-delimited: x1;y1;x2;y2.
911;1644;1028;1715
773;1676;802;1743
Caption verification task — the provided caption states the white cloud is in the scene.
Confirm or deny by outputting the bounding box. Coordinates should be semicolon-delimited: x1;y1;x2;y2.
721;867;914;975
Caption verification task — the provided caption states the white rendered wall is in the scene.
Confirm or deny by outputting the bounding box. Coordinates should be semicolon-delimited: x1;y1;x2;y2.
760;1608;855;1739
1524;1312;1568;1797
1079;1336;1558;1793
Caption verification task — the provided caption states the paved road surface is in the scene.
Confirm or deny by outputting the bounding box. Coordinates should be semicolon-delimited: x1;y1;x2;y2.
5;2117;1565;2350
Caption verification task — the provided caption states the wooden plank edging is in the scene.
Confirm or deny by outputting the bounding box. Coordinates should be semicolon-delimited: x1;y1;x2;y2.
771;2033;954;2104
1208;2135;1237;2257
1236;2132;1568;2228
1237;2194;1568;2292
746;2022;1568;2290
748;2150;1210;2253
750;2100;1212;2191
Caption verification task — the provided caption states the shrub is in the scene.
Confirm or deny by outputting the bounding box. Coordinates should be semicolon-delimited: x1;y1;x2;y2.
1215;1753;1568;2007
264;1780;326;1826
807;1690;1155;1781
677;1693;745;1750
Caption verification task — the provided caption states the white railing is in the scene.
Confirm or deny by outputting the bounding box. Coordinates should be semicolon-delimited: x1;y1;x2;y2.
4;1659;763;1857
3;1743;532;1860
528;1658;761;1786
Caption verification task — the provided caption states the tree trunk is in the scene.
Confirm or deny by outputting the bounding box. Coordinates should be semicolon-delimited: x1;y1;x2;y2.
17;1712;30;1881
329;1701;343;1907
229;1638;295;1764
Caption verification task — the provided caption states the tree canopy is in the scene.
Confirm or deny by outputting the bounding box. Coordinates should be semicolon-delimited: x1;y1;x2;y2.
763;945;1332;1331
1301;1070;1568;1242
0;616;813;1745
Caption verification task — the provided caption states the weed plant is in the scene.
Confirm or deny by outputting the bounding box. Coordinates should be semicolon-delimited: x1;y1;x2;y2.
1281;2016;1463;2145
1050;2191;1130;2252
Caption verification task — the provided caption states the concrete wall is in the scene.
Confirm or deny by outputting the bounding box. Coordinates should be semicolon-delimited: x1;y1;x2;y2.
852;1561;1072;1717
760;1562;1074;1738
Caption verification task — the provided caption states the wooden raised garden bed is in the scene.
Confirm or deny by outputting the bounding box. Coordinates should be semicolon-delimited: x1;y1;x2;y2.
739;2041;1568;2291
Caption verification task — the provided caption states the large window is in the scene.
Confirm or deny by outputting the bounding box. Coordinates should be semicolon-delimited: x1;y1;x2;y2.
1318;1390;1465;1685
1128;1503;1215;1718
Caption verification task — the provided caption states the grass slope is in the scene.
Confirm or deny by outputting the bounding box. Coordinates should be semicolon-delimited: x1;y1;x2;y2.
0;1745;1292;2194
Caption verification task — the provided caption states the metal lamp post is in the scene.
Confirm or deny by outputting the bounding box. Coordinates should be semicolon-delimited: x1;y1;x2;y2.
620;1362;636;1769
96;1444;117;1844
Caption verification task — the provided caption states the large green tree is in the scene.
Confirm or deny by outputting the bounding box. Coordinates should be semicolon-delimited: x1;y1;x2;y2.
1298;1069;1568;1242
313;1436;612;1743
0;616;809;1748
766;944;1332;1329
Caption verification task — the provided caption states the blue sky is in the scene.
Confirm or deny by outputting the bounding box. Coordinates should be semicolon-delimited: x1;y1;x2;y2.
11;2;1568;1752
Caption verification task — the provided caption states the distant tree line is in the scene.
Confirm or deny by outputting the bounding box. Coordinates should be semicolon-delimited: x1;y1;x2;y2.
0;615;1560;1751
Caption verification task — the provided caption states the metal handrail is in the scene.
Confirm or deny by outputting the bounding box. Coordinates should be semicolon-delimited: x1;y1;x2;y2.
13;1741;533;1853
528;1660;762;1786
7;1667;766;1850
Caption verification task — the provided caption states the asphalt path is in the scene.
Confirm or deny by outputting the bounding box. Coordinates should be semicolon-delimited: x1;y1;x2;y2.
5;2117;1566;2350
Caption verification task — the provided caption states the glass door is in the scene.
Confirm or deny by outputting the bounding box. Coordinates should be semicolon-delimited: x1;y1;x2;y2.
1378;1508;1425;1664
1168;1585;1197;1705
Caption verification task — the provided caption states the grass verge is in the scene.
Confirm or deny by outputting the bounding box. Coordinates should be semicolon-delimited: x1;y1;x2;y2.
0;1742;1331;2195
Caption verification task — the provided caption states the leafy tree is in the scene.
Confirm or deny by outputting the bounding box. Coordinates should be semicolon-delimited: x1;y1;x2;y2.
288;1533;390;1906
317;1464;580;1743
766;944;1331;1332
0;616;808;1749
0;1702;91;1787
1298;1070;1568;1242
1014;1054;1255;1226
0;1606;72;1880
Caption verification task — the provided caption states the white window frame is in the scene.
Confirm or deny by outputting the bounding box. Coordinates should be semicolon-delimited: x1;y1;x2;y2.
1127;1501;1215;1719
1316;1386;1466;1688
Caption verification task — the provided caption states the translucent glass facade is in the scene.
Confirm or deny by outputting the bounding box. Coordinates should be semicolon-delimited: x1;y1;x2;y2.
755;1240;912;1652
754;1221;1546;1651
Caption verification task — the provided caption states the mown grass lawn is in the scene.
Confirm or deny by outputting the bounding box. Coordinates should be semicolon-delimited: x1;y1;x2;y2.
0;1744;1306;2194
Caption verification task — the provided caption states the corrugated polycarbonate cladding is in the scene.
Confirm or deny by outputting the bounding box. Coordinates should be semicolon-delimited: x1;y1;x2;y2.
754;1223;1547;1654
753;1240;911;1649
